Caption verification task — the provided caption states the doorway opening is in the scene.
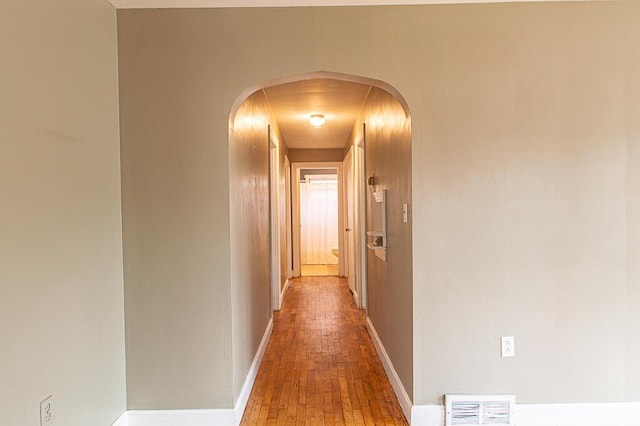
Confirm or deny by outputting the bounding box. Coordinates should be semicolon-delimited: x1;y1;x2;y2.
300;168;338;276
292;163;343;277
229;70;413;421
229;70;411;312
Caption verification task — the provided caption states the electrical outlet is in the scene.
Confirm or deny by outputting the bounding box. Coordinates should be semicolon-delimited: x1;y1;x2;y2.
40;395;53;425
501;336;515;357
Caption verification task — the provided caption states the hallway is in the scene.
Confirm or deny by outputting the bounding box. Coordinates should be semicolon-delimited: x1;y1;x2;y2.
241;277;408;425
301;264;339;277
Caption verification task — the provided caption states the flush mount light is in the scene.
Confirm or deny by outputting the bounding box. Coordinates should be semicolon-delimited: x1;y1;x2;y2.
309;114;325;127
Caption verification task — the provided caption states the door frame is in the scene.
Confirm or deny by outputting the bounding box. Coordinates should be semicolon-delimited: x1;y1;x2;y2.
342;130;368;309
284;155;292;284
354;130;368;309
269;127;282;311
291;162;344;278
343;146;358;304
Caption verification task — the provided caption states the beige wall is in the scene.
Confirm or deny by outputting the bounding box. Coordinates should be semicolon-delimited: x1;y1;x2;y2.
0;0;126;424
117;2;640;408
229;91;272;403
118;11;234;407
288;148;346;163
411;3;640;404
360;87;413;399
625;45;640;399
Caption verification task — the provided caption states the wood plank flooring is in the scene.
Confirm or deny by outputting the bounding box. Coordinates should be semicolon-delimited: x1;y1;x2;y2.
301;264;339;277
241;276;408;425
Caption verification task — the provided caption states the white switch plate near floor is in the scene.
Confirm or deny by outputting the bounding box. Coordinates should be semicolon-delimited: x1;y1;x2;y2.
501;336;515;357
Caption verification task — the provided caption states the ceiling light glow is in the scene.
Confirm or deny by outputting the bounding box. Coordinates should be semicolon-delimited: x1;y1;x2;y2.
309;114;325;127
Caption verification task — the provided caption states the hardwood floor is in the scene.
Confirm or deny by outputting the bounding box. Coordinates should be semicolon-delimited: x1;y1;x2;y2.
241;276;408;425
301;264;339;276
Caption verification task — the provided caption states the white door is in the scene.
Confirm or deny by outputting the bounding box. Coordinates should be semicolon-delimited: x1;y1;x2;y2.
344;147;357;298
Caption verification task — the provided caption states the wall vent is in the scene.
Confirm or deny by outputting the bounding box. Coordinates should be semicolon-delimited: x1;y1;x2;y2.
445;394;515;426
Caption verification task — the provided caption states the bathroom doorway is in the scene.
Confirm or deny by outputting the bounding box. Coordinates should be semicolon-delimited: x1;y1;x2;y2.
292;162;344;277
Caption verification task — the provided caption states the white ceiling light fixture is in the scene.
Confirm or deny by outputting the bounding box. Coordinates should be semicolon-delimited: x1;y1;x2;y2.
309;114;325;127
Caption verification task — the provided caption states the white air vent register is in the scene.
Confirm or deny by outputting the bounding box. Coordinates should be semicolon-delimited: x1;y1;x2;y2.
445;394;515;426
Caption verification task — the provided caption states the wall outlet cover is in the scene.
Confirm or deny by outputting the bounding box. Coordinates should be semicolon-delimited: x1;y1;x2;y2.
501;336;515;357
40;395;53;425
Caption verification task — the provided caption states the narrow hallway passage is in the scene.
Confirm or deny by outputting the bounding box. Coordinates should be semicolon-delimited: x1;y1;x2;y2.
241;277;408;425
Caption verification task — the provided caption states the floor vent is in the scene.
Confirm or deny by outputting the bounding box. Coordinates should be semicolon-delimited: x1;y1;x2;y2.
445;394;515;426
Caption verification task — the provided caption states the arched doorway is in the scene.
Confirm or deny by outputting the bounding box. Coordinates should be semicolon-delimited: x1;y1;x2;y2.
229;71;411;312
230;70;413;420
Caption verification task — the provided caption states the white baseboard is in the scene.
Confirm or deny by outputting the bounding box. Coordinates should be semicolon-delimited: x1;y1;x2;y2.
115;318;274;426
279;279;291;308
125;409;235;426
365;316;413;422
411;404;444;426
516;402;640;426
112;411;129;426
233;317;273;425
411;402;640;426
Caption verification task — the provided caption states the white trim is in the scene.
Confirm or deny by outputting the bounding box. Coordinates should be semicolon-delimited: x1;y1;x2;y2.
109;0;599;10
355;132;367;309
516;402;640;426
123;319;273;426
279;279;291;308
365;316;412;422
269;130;282;312
234;318;273;424
284;155;293;284
411;402;640;426
126;409;235;426
112;411;129;426
411;404;444;426
291;166;301;277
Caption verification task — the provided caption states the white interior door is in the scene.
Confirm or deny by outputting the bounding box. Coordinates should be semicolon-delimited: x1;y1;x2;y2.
344;147;357;298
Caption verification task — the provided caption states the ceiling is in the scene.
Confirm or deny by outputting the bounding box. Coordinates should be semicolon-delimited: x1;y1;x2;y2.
108;0;583;9
263;78;371;150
